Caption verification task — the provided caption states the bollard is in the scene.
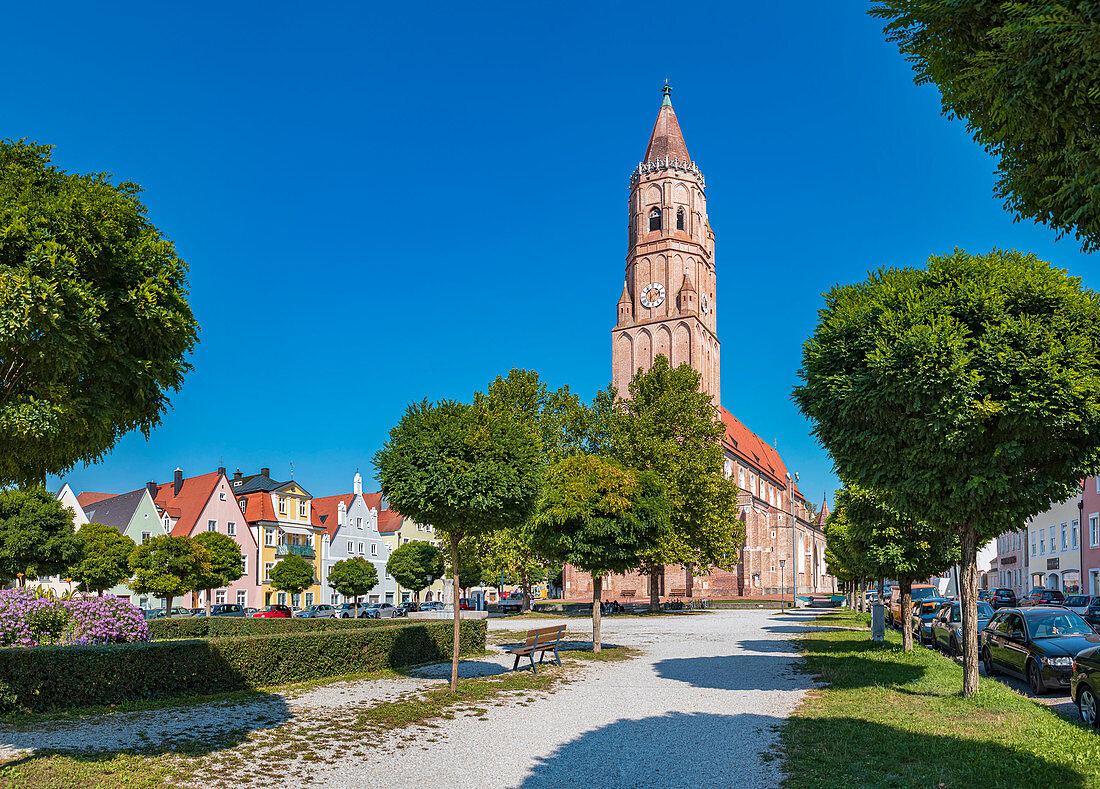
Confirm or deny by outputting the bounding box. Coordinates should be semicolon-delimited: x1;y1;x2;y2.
871;602;885;642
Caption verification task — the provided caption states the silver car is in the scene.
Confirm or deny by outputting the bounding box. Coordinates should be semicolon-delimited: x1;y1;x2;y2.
1065;594;1094;617
295;604;339;619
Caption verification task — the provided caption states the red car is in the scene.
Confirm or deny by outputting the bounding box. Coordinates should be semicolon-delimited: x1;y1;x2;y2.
252;604;292;618
459;598;474;611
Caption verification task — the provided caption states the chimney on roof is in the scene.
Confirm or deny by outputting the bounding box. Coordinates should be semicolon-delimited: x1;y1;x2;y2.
233;469;242;481
147;481;157;497
260;467;270;478
174;468;183;496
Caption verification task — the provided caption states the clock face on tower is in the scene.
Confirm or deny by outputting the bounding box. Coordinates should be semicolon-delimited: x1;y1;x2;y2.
702;293;711;314
641;282;666;308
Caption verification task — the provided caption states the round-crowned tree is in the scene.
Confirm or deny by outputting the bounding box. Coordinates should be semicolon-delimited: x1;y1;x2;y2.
191;532;244;615
269;554;314;607
386;541;444;603
795;248;1100;695
327;557;379;619
129;535;210;615
69;522;136;595
0;486;80;585
0;141;199;487
374;398;541;692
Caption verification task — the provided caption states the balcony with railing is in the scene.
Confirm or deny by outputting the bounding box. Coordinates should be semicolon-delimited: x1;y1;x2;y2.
276;544;315;558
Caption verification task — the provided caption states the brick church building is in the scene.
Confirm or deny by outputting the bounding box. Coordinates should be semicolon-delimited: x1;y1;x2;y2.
563;86;835;602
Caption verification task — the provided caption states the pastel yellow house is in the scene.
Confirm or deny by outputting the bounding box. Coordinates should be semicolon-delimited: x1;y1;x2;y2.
232;468;324;608
378;510;449;603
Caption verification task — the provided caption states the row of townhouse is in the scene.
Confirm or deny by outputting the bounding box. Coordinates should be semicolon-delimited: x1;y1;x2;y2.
42;466;449;609
992;476;1100;599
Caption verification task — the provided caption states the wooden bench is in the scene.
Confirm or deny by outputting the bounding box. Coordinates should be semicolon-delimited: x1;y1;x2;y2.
506;625;565;674
669;587;687;597
620;589;636;598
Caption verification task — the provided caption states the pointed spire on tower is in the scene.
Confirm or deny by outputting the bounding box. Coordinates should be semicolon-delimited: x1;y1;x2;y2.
644;82;690;163
678;272;697;315
617;279;633;327
680;271;697;292
816;494;831;527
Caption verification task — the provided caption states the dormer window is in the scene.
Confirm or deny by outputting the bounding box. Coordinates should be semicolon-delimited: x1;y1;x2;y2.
676;208;685;230
649;208;661;232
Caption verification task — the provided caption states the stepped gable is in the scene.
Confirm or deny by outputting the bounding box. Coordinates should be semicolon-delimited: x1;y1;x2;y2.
312;491;388;539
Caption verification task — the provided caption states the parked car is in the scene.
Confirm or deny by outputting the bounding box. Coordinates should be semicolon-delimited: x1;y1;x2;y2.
910;598;952;645
497;593;524;614
982;607;1100;694
419;601;445;612
977;589;992;603
888;584;940;627
252;605;293;618
459;598;475;611
210;604;247;617
1083;598;1100;631
990;588;1018;609
930;600;995;656
394;604;412;617
1065;595;1094;617
335;602;365;618
188;607;206;617
364;603;399;619
1071;643;1100;727
142;608;161;620
1019;589;1066;607
245;607;258;615
296;604;339;619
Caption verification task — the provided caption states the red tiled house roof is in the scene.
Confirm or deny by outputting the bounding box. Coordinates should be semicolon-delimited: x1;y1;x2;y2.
151;472;222;537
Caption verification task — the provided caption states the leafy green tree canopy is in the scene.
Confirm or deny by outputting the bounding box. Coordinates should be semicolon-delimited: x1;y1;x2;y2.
871;2;1100;251
795;248;1100;691
386;541;445;598
602;355;744;608
327;557;379;618
129;535;211;613
69;521;135;594
191;531;244;614
268;554;314;597
0;486;79;584
531;453;670;650
0;141;200;486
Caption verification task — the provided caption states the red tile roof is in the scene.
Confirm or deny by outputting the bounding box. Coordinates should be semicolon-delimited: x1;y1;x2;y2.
719;407;793;491
237;491;277;523
77;492;117;508
150;472;222;538
311;493;355;540
378;509;403;535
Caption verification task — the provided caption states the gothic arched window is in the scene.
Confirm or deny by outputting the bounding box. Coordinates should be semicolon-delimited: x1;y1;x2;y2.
676;207;685;230
649;208;661;232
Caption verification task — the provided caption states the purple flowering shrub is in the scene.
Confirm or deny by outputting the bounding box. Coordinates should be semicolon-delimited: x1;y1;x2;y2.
0;589;149;647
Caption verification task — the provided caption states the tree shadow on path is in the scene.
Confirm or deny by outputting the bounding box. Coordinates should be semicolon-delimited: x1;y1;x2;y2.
518;712;784;788
652;654;804;692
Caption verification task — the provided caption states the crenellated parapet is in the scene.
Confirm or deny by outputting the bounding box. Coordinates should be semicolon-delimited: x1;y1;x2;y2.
630;156;704;187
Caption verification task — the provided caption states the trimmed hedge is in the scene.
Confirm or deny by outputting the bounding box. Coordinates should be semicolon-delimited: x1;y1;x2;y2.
147;615;394;640
0;619;487;713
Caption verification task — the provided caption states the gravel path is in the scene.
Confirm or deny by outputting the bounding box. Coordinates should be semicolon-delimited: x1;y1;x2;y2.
317;609;822;788
0;609;824;787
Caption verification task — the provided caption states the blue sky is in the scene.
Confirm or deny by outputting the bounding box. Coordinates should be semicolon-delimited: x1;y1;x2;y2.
4;3;1094;502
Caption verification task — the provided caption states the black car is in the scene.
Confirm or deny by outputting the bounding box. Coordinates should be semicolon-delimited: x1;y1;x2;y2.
1019;589;1066;607
990;588;1018;609
1071;643;1100;728
930;600;995;656
1084;598;1100;631
982;607;1100;694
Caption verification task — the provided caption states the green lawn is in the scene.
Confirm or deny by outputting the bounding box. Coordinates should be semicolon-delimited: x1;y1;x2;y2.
781;612;1100;788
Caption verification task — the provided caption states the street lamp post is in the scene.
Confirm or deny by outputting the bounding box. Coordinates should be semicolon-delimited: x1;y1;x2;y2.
786;471;800;608
778;560;786;612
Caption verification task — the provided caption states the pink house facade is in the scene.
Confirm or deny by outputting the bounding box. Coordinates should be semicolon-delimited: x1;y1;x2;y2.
151;468;259;608
1083;477;1100;596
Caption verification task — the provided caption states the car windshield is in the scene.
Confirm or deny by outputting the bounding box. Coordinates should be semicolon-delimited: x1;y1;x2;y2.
977;603;994;619
1027;611;1093;638
911;587;939;600
1066;595;1090;607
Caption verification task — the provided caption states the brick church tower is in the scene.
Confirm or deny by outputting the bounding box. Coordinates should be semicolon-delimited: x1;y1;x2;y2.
612;84;720;404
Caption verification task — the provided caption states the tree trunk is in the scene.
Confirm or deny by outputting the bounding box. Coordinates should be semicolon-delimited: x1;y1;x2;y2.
592;576;603;654
166;594;174;617
354;595;359;620
900;578;913;651
520;570;532;613
857;579;865;613
959;522;980;697
205;589;212;617
648;569;660;612
449;537;462;694
877;577;884;603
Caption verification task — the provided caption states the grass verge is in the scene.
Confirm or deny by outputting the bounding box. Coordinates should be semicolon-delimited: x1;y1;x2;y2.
781;611;1100;788
0;753;185;788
